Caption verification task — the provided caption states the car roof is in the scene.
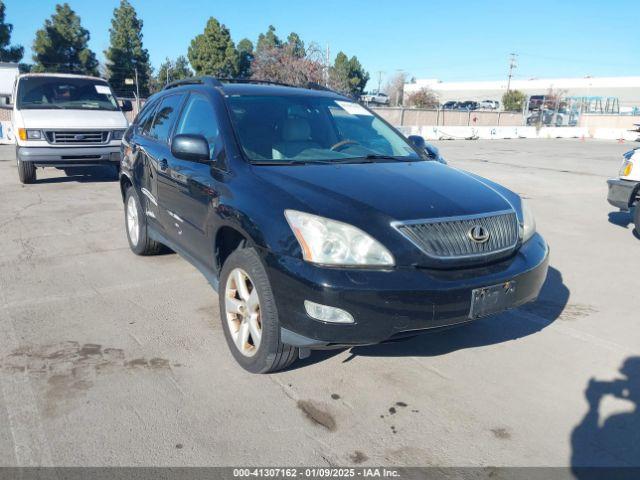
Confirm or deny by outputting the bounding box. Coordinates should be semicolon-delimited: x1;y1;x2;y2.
18;73;108;83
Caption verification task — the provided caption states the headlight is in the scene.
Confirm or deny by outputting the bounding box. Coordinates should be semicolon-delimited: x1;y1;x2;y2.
521;199;536;243
112;130;125;140
18;129;43;141
284;210;395;266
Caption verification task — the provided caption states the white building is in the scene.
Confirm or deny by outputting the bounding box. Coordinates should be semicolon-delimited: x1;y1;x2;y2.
404;76;640;111
0;62;19;105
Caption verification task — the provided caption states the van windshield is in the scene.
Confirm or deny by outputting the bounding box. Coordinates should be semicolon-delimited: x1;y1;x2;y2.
226;95;422;164
17;76;119;111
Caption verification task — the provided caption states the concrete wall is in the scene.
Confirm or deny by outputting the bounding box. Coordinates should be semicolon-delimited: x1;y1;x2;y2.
372;107;525;127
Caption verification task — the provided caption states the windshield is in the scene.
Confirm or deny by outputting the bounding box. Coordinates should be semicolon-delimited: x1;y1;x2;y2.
16;76;119;111
226;95;422;163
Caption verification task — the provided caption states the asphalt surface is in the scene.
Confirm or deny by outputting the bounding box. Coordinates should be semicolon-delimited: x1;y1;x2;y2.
0;139;638;467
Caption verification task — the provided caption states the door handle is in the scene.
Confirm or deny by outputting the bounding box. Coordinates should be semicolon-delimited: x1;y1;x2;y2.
159;158;168;170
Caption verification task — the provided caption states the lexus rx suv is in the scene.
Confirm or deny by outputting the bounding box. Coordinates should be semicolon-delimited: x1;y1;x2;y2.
119;77;549;373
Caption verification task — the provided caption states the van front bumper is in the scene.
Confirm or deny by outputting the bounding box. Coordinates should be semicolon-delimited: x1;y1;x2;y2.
264;234;549;348
607;178;639;210
16;145;121;167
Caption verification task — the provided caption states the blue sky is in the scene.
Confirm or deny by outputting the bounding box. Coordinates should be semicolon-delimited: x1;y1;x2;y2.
5;0;639;87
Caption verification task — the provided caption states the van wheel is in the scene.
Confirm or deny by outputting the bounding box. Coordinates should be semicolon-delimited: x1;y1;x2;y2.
633;206;640;237
219;248;298;373
17;158;36;184
124;186;163;255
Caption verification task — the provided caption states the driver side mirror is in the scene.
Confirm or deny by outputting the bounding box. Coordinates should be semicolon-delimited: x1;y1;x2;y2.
171;134;210;163
408;135;426;151
120;99;133;112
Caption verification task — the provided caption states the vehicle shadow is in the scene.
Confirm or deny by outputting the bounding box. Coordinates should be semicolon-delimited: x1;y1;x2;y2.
571;357;640;479
294;266;567;368
35;166;118;184
607;211;632;229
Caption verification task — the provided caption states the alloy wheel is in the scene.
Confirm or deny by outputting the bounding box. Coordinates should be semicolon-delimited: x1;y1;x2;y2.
225;268;262;357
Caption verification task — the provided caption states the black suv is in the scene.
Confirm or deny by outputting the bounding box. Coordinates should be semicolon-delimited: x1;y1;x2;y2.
120;77;549;373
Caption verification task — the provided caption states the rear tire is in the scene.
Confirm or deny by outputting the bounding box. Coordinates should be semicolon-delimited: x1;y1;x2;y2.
16;148;36;184
219;248;298;373
633;205;640;237
124;186;163;255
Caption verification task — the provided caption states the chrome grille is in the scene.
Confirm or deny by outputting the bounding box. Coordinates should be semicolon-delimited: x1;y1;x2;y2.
395;210;519;259
44;130;109;145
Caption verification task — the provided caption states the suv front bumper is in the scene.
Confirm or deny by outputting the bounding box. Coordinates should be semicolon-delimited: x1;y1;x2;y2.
16;145;121;167
264;234;549;348
607;178;639;210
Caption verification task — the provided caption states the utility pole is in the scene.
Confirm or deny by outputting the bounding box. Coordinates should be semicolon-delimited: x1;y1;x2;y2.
376;71;384;93
134;67;140;113
506;52;517;93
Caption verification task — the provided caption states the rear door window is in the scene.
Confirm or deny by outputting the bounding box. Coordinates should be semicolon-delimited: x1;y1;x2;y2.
148;94;185;143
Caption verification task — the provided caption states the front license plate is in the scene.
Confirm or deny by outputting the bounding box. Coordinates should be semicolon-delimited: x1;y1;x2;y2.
469;281;517;319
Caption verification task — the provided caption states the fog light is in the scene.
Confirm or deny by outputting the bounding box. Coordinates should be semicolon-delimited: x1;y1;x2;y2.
110;152;121;162
304;300;354;324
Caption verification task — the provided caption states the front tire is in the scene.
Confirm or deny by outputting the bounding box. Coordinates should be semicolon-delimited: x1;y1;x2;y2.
124;186;163;255
219;248;298;373
16;148;36;184
633;205;640;237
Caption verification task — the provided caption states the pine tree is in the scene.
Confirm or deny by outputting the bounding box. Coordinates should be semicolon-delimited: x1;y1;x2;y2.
0;1;23;62
256;25;281;55
105;0;151;96
330;52;369;97
153;55;193;91
237;39;254;78
32;3;98;75
188;17;238;77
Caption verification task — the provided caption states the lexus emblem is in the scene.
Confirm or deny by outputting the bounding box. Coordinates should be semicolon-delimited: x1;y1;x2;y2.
74;134;86;140
468;225;490;244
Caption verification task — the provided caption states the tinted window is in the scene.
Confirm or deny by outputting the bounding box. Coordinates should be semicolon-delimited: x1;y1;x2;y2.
135;101;158;133
175;94;219;159
148;94;185;143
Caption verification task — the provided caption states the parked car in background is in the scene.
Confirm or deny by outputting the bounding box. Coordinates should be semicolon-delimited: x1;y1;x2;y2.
361;91;389;105
120;76;548;373
607;147;640;235
12;73;132;184
442;101;458;110
457;101;479;111
479;100;500;110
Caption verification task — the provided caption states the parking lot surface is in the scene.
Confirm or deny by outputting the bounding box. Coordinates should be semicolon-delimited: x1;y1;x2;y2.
0;139;637;467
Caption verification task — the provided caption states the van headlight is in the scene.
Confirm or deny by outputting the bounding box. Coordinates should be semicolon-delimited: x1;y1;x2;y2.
112;130;125;140
284;210;395;266
521;199;536;243
18;129;43;141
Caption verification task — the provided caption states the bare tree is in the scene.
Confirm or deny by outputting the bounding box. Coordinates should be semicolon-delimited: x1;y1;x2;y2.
383;72;409;106
251;42;324;86
406;87;439;108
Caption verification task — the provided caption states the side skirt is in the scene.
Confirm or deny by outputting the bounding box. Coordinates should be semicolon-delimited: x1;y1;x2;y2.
148;227;220;292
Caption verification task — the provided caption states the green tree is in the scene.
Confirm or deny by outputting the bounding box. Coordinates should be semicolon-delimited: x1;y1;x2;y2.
152;55;193;91
286;32;305;58
330;52;369;97
105;0;151;96
256;25;281;55
237;38;254;78
502;89;526;111
32;3;98;75
188;17;238;77
0;1;22;62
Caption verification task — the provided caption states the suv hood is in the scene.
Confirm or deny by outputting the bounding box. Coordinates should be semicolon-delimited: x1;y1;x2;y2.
17;109;128;129
255;160;515;223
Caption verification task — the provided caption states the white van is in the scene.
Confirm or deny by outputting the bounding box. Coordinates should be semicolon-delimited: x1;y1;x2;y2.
607;147;640;234
12;73;131;184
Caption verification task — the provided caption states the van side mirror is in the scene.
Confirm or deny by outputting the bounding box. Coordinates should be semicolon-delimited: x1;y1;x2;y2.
171;134;210;163
408;135;426;151
120;100;133;112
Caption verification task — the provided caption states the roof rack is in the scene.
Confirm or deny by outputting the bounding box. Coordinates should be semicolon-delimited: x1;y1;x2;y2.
163;76;342;95
163;76;223;90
